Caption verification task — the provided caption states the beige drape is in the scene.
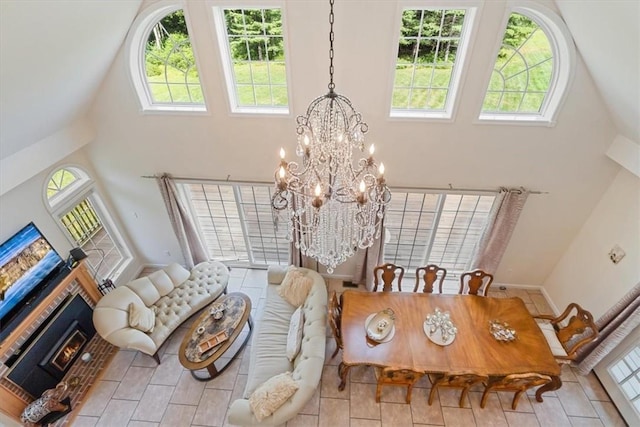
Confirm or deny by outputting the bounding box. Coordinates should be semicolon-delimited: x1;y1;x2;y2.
576;282;640;375
471;188;529;273
156;173;208;269
352;223;385;291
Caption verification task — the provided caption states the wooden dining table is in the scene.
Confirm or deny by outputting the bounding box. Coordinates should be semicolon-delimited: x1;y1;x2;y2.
338;290;562;402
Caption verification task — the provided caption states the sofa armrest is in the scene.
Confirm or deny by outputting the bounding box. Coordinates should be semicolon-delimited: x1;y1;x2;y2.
92;306;159;356
267;265;288;285
227;399;255;425
227;384;316;426
105;325;158;356
191;261;230;292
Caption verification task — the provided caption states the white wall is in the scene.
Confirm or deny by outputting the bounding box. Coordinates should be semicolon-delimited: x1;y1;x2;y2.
85;0;620;290
544;168;640;319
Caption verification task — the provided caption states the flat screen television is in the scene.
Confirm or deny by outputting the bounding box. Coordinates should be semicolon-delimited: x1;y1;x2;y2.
0;222;69;340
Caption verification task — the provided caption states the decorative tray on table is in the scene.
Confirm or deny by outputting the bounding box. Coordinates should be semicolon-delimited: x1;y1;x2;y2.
489;320;517;342
365;308;396;343
423;308;457;346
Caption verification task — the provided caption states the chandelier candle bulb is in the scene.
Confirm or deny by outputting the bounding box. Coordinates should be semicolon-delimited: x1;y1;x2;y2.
312;184;324;208
277;167;287;191
357;180;367;204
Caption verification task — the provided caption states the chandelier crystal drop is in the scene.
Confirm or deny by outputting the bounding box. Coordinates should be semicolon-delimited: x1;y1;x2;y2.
271;0;391;273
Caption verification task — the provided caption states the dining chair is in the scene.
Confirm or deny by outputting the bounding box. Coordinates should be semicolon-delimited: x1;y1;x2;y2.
480;373;552;409
458;269;494;296
428;372;488;408
534;302;598;365
328;291;343;359
373;263;405;292
375;367;424;404
413;264;447;293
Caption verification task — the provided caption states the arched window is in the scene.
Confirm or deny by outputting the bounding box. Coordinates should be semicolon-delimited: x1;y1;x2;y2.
45;167;131;285
126;1;206;112
479;6;575;123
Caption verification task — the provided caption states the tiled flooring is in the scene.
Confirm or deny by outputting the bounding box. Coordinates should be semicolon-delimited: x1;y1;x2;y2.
72;268;627;427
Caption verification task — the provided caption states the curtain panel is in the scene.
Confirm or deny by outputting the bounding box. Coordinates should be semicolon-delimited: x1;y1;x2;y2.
576;282;640;375
471;188;529;274
156;173;209;269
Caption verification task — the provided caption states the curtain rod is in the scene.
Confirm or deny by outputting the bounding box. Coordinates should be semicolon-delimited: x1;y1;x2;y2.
141;174;548;195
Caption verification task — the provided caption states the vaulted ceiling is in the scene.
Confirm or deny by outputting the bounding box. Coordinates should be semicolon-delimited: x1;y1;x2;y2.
0;0;638;171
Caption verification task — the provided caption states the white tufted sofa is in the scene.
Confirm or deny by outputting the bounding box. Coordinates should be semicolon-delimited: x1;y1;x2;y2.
93;261;228;362
227;266;327;425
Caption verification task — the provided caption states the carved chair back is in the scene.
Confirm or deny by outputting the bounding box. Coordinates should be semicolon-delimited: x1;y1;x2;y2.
373;263;405;292
414;264;447;293
535;303;598;363
459;269;494;296
375;367;424;404
481;373;552;410
428;372;488;408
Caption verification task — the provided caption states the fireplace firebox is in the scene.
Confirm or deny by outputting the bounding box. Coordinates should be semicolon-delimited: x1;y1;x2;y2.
7;294;95;398
40;320;88;376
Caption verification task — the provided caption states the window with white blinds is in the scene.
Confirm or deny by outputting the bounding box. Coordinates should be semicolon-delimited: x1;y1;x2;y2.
383;192;495;282
183;182;496;275
184;183;289;267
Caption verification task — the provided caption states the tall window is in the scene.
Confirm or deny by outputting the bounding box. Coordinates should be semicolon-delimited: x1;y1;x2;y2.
383;192;495;283
183;183;289;266
46;167;131;283
390;8;475;118
214;7;289;114
127;3;206;112
479;6;575;123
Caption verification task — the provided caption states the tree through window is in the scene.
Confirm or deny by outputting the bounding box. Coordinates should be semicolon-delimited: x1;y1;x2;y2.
144;9;204;105
479;6;575;123
390;8;475;118
214;7;289;113
482;13;553;114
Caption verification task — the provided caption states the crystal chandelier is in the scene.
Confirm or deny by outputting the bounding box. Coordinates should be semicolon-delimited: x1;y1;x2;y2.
271;0;391;273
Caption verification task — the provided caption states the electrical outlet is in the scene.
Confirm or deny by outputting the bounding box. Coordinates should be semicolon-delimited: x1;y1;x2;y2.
609;245;625;264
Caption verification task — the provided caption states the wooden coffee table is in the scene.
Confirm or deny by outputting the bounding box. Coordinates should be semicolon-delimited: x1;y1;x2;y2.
178;292;253;381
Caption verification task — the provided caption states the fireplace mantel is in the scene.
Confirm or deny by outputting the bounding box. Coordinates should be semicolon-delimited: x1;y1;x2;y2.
0;261;101;421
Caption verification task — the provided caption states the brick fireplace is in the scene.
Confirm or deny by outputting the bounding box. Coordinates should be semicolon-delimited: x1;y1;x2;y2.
0;262;115;425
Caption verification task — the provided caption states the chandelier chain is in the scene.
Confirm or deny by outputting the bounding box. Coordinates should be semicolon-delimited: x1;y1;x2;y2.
328;0;335;92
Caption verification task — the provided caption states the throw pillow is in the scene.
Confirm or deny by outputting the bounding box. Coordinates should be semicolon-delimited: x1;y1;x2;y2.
286;307;304;361
278;267;313;307
128;302;156;333
249;372;299;422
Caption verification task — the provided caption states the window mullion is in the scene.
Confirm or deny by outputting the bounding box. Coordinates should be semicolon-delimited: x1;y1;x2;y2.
233;185;255;266
422;193;445;265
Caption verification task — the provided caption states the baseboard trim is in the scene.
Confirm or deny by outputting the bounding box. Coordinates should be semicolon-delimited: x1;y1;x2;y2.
492;281;544;291
540;287;561;316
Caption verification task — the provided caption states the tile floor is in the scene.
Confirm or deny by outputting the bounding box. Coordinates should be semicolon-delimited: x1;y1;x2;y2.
72;268;627;427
